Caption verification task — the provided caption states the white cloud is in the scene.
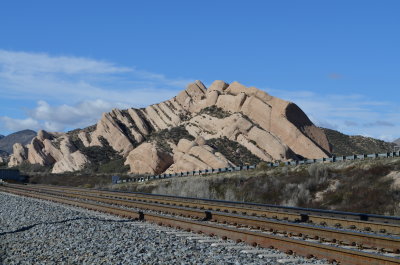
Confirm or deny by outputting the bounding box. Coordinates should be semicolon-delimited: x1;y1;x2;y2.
0;50;195;134
1;99;129;132
0;49;193;106
264;87;400;142
0;117;41;132
0;49;398;142
0;50;131;74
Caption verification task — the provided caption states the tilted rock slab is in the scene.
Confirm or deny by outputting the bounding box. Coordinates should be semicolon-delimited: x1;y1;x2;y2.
8;143;28;167
165;139;235;173
8;80;331;174
124;142;173;175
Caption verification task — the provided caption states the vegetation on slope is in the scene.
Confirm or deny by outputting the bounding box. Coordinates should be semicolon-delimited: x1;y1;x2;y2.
69;135;129;174
206;137;261;166
322;128;395;156
113;157;400;215
146;125;195;153
198;106;231;119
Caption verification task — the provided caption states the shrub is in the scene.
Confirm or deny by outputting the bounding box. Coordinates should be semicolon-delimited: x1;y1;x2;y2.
257;161;270;171
206;137;261;165
16;161;52;173
198;106;231;119
147;125;195;153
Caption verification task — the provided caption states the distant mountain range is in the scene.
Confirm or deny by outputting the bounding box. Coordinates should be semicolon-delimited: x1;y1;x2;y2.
0;130;36;154
322;128;396;156
394;138;400;146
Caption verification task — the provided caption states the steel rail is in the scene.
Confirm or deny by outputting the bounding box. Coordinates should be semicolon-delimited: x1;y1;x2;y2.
4;185;400;253
30;183;400;225
33;185;400;225
23;184;400;235
1;186;399;265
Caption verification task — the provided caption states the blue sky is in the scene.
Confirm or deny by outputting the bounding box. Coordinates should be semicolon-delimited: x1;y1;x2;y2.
0;1;399;141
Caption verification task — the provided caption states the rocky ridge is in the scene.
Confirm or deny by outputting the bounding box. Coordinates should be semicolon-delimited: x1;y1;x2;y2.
8;80;331;174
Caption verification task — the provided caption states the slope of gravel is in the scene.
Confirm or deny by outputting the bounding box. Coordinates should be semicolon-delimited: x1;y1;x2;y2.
0;191;327;265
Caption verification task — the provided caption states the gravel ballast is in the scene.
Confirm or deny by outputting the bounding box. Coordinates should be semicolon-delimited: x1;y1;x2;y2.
0;191;327;264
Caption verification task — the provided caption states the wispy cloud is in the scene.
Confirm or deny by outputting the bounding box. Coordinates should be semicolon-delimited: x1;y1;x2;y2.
265;87;400;142
0;117;40;132
0;49;193;103
0;50;398;142
0;50;131;74
0;50;194;133
363;121;395;127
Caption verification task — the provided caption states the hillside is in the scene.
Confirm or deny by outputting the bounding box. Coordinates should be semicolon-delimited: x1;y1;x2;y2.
108;157;400;216
0;130;36;154
0;134;4;140
8;80;331;174
322;128;395;156
394;138;400;146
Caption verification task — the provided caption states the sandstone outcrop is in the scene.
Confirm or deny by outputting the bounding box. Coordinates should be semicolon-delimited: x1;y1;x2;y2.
124;142;173;175
166;139;234;173
8;143;28;167
8;130;87;173
51;136;88;173
7;80;332;174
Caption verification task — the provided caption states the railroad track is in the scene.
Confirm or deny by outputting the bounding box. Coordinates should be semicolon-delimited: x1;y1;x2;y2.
27;184;400;234
1;184;400;265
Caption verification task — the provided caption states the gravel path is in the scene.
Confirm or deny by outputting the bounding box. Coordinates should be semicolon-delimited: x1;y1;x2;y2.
0;191;327;264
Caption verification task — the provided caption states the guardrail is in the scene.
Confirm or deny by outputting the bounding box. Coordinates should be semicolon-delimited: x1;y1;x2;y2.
113;151;400;184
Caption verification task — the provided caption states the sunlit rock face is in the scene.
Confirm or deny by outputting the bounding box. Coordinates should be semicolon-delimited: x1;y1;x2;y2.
9;80;331;174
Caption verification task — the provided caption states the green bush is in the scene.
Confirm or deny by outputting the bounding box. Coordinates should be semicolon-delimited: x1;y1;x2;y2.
198;106;231;119
147;125;195;153
206;137;261;165
16;161;52;173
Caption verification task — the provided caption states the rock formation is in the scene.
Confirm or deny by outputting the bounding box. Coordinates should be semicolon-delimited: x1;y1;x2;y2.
165;138;234;173
9;130;87;173
124;142;173;175
8;143;28;167
8;80;332;174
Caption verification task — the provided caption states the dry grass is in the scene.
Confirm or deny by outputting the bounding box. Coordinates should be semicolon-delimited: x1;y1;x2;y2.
107;157;400;215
